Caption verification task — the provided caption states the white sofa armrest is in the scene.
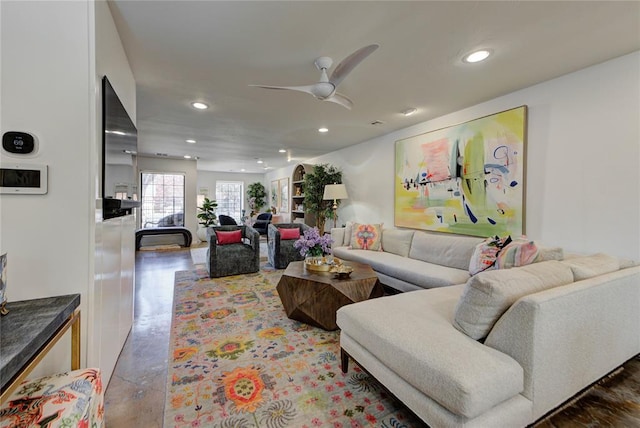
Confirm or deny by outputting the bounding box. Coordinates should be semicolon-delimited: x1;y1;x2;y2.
485;266;640;420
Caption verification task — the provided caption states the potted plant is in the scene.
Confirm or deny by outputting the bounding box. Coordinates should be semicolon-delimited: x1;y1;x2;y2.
302;164;343;233
247;182;267;216
196;197;218;241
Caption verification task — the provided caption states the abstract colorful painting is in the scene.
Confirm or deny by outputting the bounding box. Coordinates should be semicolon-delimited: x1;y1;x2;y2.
395;106;527;237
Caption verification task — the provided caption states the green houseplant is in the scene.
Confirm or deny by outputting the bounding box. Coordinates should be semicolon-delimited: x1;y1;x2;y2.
197;197;218;227
303;164;343;233
247;182;267;216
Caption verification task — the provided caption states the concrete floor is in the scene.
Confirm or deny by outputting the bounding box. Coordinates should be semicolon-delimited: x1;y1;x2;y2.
104;248;639;427
104;248;192;428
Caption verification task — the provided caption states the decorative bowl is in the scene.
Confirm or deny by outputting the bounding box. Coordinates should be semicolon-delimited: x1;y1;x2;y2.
304;256;343;272
305;256;331;272
330;264;353;279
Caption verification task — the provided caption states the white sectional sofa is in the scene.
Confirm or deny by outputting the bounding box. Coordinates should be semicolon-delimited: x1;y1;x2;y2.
331;226;485;292
337;251;640;427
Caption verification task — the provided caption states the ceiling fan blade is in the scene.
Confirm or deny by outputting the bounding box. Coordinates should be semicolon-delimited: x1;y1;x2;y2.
324;92;353;110
329;44;379;88
249;84;315;95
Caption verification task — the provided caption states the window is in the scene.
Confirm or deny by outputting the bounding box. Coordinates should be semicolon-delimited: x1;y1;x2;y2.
140;172;185;228
216;181;244;222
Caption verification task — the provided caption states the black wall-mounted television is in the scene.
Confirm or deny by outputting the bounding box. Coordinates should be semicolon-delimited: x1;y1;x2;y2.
102;76;141;220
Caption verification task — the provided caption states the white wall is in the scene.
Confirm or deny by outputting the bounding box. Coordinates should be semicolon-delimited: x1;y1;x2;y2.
269;52;640;260
0;0;94;375
0;0;138;384
138;156;199;239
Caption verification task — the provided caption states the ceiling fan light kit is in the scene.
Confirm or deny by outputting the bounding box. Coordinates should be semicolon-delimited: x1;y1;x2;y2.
250;44;379;110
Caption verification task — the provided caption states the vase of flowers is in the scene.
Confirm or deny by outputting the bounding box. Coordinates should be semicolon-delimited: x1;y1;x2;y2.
294;227;333;271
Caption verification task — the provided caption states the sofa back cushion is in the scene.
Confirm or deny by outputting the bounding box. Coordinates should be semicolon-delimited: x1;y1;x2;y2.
453;260;574;340
409;232;483;270
343;221;354;246
561;253;619;281
381;228;415;258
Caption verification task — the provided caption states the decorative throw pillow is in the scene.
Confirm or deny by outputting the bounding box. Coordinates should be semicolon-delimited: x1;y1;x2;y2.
278;227;300;240
495;237;539;269
469;235;512;275
215;230;242;245
350;223;382;251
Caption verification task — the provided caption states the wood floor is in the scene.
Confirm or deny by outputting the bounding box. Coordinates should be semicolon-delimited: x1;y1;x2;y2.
104;248;640;427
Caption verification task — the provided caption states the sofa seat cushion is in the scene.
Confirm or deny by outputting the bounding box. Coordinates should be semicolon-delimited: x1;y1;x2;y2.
333;246;470;288
337;286;524;418
409;232;484;270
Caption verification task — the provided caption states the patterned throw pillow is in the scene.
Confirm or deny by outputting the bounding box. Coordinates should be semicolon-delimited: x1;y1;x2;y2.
215;230;242;245
495;237;539;269
350;223;383;251
468;235;512;275
278;227;300;240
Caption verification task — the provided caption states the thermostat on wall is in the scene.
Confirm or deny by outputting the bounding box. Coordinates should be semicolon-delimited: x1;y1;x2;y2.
2;131;38;155
0;163;48;194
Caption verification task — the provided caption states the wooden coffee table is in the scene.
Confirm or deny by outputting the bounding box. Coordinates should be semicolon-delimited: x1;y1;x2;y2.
276;260;383;330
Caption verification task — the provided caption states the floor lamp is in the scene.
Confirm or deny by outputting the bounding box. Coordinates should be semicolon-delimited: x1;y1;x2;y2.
323;183;349;229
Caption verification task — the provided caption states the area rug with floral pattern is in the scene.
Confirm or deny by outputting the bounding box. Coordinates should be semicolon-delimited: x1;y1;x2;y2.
164;267;422;427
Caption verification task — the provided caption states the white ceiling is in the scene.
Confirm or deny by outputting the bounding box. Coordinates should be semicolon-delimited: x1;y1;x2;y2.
108;1;640;173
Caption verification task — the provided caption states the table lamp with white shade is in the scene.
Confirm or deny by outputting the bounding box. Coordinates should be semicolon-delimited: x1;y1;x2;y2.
323;183;349;229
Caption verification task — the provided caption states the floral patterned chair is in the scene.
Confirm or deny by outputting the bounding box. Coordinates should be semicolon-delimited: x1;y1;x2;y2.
267;223;310;269
0;368;104;428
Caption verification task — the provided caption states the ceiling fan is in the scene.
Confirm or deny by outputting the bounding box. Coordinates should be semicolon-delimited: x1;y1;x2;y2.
250;44;379;110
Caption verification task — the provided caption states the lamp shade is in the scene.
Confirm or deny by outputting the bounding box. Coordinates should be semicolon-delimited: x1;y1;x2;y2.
323;183;349;200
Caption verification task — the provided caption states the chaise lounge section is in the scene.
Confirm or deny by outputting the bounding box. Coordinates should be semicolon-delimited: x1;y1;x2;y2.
337;254;640;427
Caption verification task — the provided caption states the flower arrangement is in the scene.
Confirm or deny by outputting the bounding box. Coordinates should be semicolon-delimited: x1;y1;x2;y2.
293;227;332;257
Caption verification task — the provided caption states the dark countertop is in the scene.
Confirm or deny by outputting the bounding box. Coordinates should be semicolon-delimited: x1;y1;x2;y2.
0;294;80;392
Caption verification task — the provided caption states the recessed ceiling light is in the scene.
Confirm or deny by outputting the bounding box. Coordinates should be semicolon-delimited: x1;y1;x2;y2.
191;101;209;110
241;168;246;172
186;139;196;144
318;127;329;133
402;108;417;117
257;159;264;164
184;155;192;159
279;149;287;153
463;49;492;63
